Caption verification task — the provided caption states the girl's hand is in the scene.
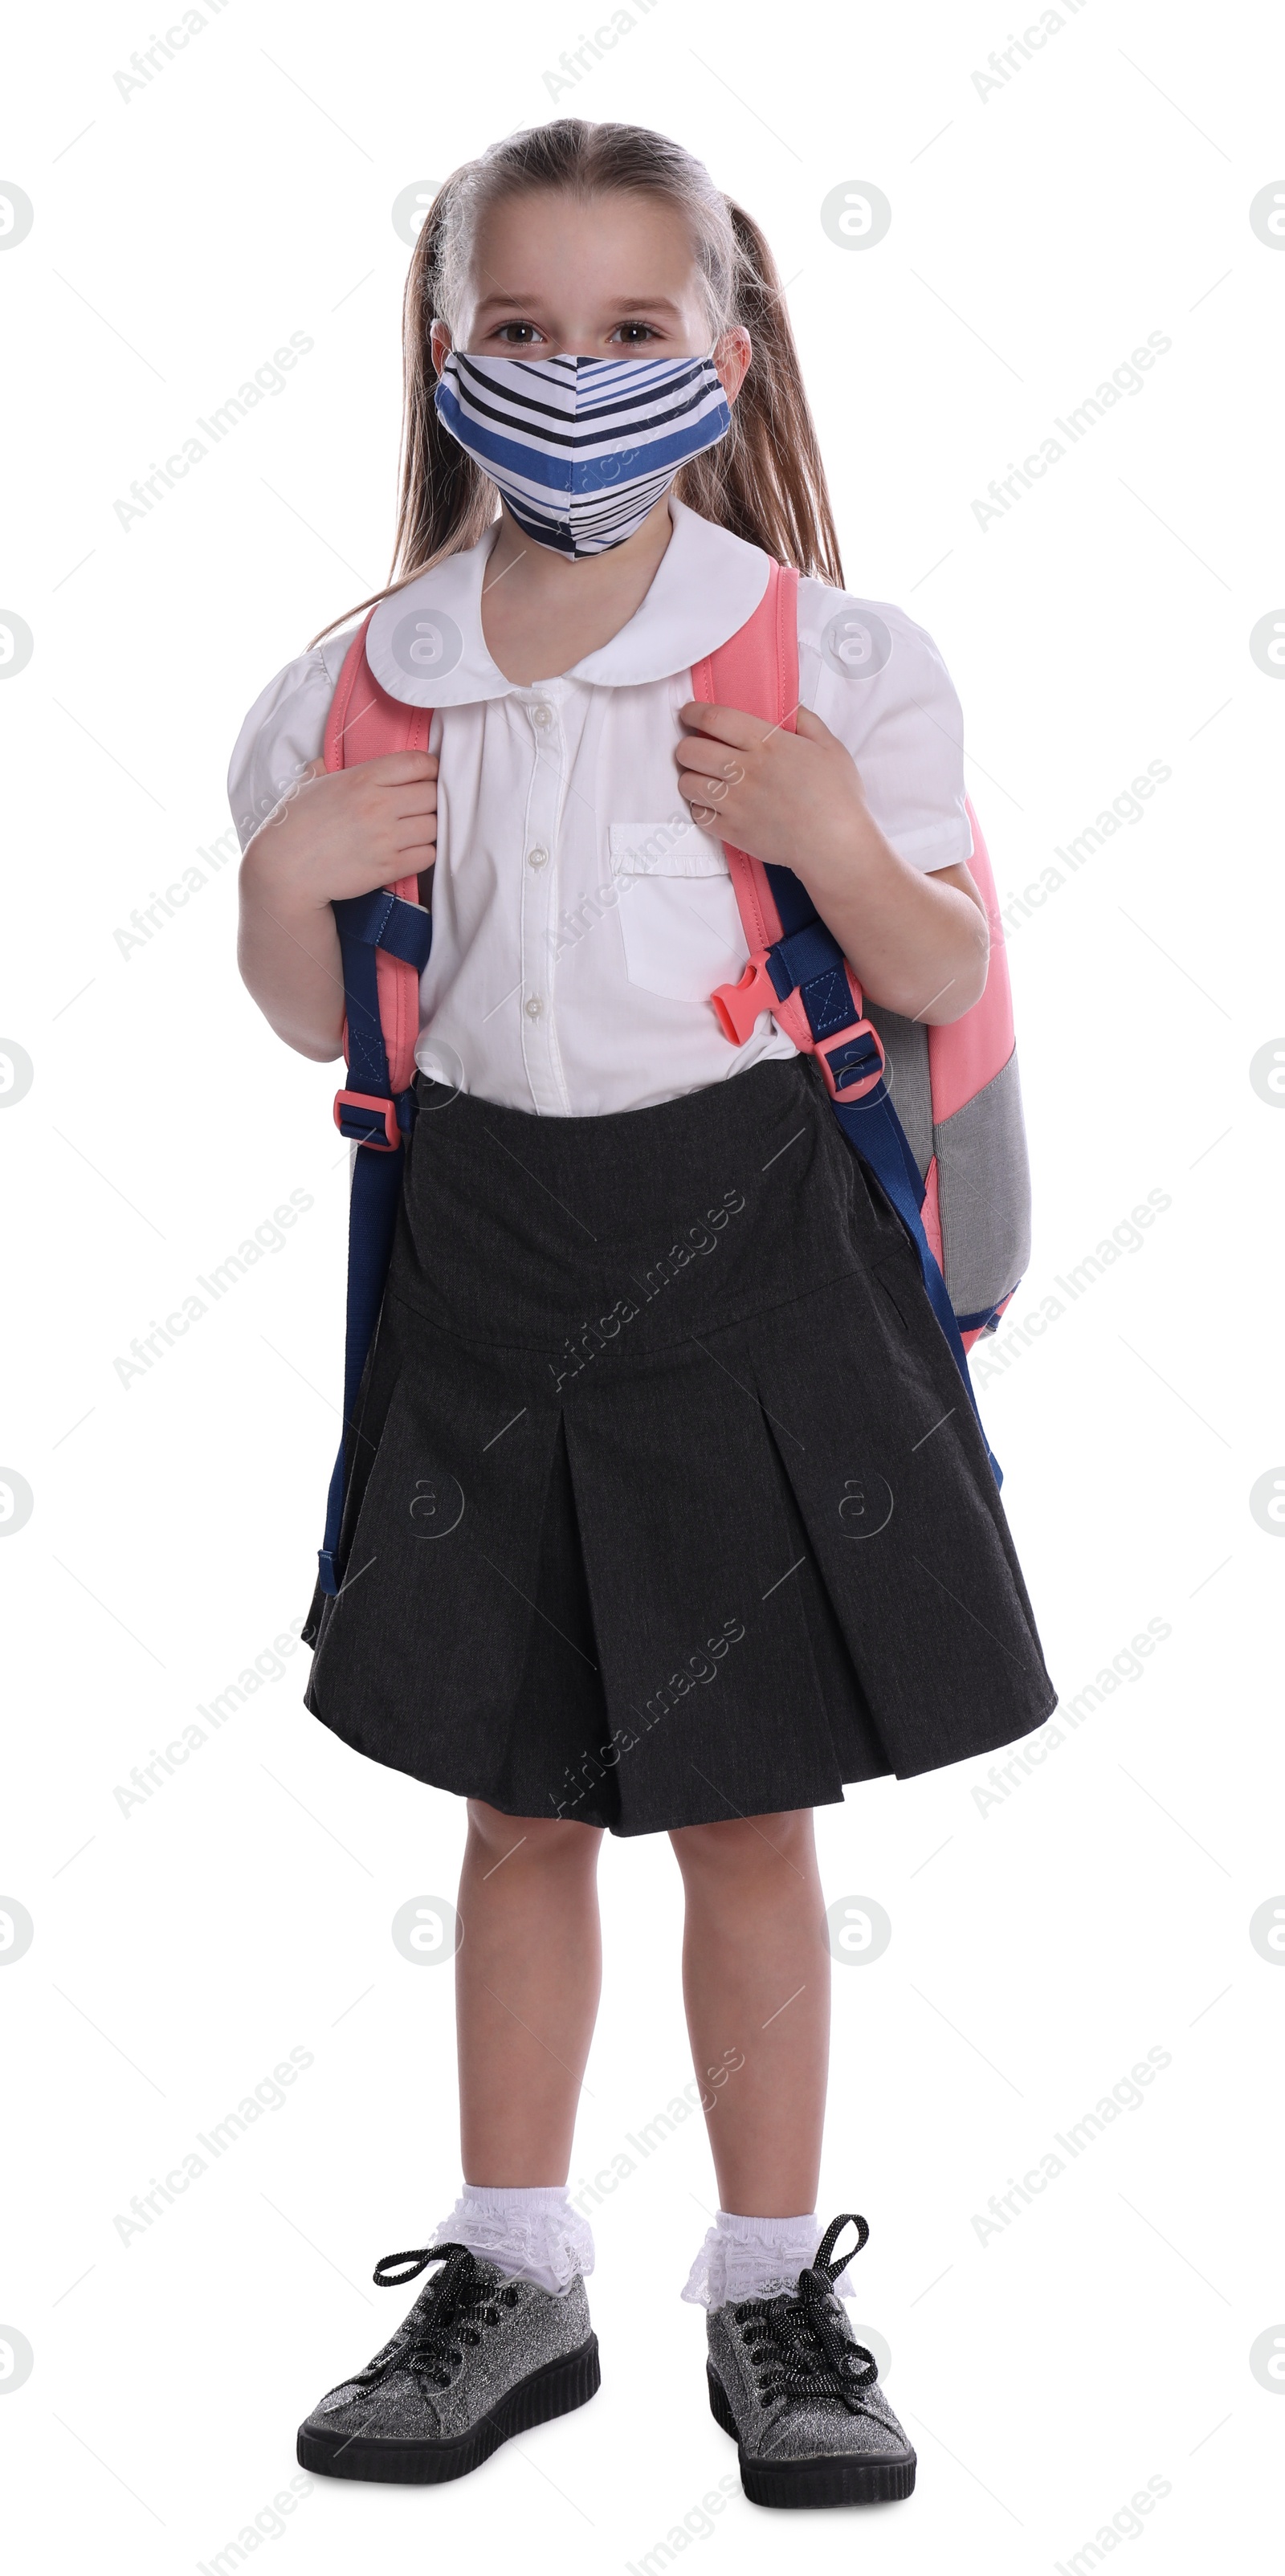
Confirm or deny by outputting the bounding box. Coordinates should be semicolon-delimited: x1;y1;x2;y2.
238;751;438;1062
674;699;989;1024
675;701;879;878
243;750;439;909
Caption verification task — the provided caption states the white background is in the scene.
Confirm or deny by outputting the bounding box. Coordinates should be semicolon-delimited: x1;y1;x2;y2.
2;2;1283;2569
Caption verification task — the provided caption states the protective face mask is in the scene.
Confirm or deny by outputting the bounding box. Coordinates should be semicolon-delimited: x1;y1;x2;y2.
433;348;732;558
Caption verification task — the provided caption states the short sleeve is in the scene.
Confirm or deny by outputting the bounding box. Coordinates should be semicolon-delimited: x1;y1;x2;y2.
795;581;973;873
226;626;358;853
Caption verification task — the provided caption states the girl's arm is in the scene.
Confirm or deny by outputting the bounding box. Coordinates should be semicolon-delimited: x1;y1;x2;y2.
237;752;438;1060
675;702;987;1025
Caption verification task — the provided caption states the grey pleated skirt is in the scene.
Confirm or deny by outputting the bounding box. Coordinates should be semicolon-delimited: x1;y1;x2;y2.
301;1054;1057;1835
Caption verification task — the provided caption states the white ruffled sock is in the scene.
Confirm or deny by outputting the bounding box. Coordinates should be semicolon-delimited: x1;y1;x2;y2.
433;2183;594;2295
680;2209;854;2309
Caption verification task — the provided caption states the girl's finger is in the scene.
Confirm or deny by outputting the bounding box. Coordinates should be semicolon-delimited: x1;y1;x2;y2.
793;705;837;748
677;783;731;826
675;700;772;752
346;749;438;784
676;760;743;805
386;783;438;818
675;737;747;781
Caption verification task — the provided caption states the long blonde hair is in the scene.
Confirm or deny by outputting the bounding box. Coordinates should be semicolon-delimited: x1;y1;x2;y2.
311;117;843;646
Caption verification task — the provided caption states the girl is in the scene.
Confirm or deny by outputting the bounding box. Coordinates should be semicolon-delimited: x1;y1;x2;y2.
230;118;1056;2512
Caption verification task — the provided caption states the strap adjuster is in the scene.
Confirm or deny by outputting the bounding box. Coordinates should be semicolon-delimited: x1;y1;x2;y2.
814;1020;885;1102
333;1089;400;1151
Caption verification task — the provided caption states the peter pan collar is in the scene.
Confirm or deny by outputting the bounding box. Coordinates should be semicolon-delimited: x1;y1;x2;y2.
364;495;771;707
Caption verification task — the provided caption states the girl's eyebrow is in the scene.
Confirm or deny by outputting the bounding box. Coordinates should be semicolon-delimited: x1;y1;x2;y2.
473;292;686;319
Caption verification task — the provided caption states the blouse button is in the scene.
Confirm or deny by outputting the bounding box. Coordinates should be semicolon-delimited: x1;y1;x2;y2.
527;846;549;870
524;995;545;1020
530;703;553;729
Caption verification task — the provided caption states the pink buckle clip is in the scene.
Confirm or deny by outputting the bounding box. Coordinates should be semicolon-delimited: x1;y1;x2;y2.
333;1089;401;1151
814;1019;885;1103
711;949;778;1045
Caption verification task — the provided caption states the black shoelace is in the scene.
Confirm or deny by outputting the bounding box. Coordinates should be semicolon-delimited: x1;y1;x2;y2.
353;2242;519;2395
732;2213;879;2415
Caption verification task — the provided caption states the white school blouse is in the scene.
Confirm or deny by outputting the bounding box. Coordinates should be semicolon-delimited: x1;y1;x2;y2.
226;496;973;1119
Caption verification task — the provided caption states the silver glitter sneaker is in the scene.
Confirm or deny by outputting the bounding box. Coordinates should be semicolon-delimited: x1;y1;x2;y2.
706;2213;916;2509
297;2240;599;2484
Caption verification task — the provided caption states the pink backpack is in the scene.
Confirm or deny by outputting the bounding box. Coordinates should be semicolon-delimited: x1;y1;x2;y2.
315;563;1028;1592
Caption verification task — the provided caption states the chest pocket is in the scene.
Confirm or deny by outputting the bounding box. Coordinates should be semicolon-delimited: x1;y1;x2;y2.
608;820;748;1005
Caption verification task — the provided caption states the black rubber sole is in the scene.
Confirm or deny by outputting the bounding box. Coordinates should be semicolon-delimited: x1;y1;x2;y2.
297;2333;600;2484
707;2364;916;2509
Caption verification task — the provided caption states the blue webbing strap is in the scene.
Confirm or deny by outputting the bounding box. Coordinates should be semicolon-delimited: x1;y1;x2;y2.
316;891;433;1596
760;860;1003;1490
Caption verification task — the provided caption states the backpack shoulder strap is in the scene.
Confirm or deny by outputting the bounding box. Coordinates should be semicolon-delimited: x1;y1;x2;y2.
690;558;799;957
316;616;434;1596
691;565;887;1105
325;613;433;1126
693;563;1002;1488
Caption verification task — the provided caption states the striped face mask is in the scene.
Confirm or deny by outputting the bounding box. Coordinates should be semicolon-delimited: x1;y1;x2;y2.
433;348;733;558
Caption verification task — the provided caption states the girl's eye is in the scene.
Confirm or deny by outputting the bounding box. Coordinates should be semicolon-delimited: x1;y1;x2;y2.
614;322;660;344
494;322;544;345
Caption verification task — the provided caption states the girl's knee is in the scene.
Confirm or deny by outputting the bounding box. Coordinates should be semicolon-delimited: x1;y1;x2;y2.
465;1800;602;1870
669;1808;815;1877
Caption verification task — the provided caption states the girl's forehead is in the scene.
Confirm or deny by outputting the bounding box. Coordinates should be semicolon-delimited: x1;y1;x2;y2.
469;187;699;273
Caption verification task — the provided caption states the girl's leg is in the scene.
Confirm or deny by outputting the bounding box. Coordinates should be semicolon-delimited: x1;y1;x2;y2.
668;1809;830;2214
456;1800;605;2183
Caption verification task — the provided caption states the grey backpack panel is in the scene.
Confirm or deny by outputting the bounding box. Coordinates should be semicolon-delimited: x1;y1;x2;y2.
934;1046;1031;1319
851;1009;1030;1324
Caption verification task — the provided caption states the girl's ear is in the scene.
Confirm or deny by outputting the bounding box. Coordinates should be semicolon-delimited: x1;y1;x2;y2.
429;318;452;377
714;327;753;406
